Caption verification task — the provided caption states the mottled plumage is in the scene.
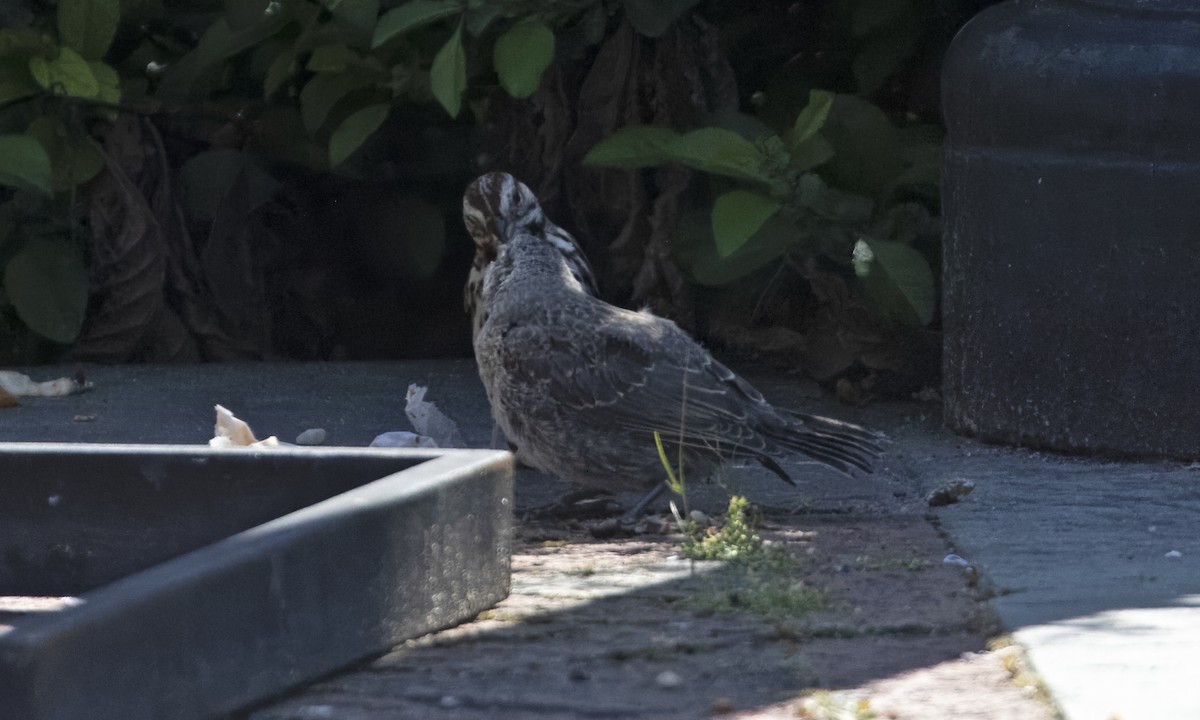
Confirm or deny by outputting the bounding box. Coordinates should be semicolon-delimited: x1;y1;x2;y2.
473;232;883;494
463;172;597;340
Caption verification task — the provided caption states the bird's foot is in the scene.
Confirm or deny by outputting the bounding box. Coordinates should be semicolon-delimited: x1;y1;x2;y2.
519;489;624;521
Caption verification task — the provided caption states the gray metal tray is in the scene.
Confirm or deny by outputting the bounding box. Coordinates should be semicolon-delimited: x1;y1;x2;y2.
0;443;513;720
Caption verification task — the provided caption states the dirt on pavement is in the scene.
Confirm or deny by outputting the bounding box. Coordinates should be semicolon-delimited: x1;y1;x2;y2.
246;508;1059;720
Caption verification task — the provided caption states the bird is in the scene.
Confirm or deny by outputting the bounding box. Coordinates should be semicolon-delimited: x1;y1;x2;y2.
462;171;597;341
472;228;883;500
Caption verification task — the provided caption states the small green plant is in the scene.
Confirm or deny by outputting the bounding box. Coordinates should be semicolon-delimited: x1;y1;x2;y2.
680;495;787;570
654;428;689;519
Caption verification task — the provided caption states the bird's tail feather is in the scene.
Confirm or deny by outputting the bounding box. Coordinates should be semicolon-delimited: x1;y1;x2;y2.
766;411;885;475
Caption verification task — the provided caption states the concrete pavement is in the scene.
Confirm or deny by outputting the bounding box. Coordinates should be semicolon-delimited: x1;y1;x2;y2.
3;361;1197;719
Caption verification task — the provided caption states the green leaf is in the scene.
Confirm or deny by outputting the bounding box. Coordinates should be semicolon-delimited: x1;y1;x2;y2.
583;126;678;167
852;238;935;326
820;94;903;197
790;135;834;173
89;61;120;107
623;0;700;37
25;117;105;192
0;60;40;106
330;0;381;48
59;0;121;61
4;236;89;343
0;135;53;194
667;128;772;183
157;13;290;104
263;50;296;98
789;90;833;148
28;47;99;98
464;5;501;37
711;190;781;258
329;102;389;166
676;209;805;286
299;70;375;133
585;125;773;184
307;43;360;73
430;24;466;117
493;22;554;99
0;28;58;58
372;0;460;48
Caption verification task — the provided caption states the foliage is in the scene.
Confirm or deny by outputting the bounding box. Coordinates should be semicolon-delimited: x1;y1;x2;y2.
585;86;940;328
0;0;972;363
0;0;603;358
680;495;789;568
680;495;824;620
0;0;124;357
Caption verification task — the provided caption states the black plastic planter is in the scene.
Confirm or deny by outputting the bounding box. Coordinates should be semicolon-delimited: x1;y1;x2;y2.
0;443;513;720
942;0;1200;457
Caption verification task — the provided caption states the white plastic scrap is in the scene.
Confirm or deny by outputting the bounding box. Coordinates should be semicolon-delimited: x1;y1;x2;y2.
209;404;281;447
0;370;91;397
405;384;466;448
1165;550;1183;559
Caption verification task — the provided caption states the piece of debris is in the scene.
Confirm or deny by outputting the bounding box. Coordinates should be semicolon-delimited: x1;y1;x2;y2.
209;405;280;447
73;415;96;422
0;387;18;408
295;428;327;446
655;670;683;689
405;384;466;448
0;370;91;398
370;431;438;448
1165;550;1183;559
927;479;976;507
943;553;971;568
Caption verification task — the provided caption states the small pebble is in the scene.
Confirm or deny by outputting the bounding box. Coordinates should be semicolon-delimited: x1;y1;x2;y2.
655;670;683;689
943;553;971;567
1165;550;1183;559
295;428;327;446
370;430;438;448
568;667;589;682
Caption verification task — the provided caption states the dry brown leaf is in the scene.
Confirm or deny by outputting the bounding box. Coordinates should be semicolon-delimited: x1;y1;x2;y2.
74;115;197;362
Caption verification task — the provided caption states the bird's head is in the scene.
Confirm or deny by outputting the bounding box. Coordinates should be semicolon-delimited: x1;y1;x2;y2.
462;172;547;259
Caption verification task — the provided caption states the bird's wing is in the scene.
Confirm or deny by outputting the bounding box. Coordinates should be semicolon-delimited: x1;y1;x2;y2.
506;305;881;474
516;308;777;458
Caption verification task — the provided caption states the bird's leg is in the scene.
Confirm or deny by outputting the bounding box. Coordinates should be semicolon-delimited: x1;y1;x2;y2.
588;484;672;539
520;488;624;520
621;483;668;523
